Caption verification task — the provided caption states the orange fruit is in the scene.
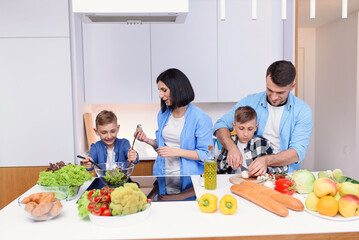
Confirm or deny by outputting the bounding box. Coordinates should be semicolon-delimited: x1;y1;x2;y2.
317;196;339;217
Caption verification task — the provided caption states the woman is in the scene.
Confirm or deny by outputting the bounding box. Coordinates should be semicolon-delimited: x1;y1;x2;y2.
135;68;213;198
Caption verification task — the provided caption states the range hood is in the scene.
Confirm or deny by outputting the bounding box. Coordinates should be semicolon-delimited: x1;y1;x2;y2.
72;0;189;24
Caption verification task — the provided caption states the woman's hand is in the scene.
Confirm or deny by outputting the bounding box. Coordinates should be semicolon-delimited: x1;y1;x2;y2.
127;149;138;163
156;146;179;158
134;131;149;143
82;156;94;169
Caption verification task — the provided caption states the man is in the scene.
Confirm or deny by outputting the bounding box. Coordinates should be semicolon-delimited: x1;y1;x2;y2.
214;60;313;176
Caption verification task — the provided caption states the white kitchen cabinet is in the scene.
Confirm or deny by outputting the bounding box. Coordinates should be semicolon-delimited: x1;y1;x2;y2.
0;0;69;37
218;0;284;102
150;0;218;103
0;38;74;166
82;24;152;104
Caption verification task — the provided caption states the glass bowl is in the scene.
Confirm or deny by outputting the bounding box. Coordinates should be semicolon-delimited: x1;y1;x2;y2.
18;190;67;221
37;184;81;200
95;162;135;187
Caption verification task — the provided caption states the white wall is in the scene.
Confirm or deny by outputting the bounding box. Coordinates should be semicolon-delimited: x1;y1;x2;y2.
298;28;316;171
315;13;358;178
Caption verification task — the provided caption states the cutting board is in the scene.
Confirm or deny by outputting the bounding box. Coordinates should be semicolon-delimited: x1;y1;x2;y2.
84;113;97;151
229;175;259;185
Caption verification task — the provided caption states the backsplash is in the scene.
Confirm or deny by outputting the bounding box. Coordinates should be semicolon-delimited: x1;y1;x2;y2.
89;102;235;158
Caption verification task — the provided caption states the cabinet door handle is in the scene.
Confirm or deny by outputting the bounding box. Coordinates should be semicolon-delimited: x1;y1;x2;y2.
220;0;226;21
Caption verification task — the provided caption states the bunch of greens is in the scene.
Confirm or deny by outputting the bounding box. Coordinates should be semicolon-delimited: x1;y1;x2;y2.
46;161;67;172
104;168;128;186
38;164;93;198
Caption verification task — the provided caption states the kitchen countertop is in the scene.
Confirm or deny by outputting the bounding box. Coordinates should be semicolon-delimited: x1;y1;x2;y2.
1;174;359;240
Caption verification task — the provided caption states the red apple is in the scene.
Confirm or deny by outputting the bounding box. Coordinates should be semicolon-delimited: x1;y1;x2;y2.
338;194;359;218
313;177;337;197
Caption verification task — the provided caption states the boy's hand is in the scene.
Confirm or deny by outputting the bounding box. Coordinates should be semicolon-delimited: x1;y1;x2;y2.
227;147;243;170
127;149;137;163
82;156;94;169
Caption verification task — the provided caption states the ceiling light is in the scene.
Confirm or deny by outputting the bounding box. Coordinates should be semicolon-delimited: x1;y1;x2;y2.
310;0;316;19
252;0;257;20
282;0;287;20
342;0;348;18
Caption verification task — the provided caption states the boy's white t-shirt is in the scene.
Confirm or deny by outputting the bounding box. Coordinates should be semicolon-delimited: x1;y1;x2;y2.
162;114;185;194
106;149;116;168
262;104;285;154
234;141;248;174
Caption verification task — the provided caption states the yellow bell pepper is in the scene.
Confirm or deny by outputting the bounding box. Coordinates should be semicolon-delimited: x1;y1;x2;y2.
219;194;238;215
196;193;218;213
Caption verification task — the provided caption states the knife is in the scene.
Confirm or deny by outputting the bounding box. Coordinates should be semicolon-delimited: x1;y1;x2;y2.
240;165;249;172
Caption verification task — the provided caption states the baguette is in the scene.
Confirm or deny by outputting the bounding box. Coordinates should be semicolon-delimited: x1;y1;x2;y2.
230;183;289;217
240;180;304;211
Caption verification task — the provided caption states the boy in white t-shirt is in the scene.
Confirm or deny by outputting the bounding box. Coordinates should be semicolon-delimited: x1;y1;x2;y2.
217;106;287;174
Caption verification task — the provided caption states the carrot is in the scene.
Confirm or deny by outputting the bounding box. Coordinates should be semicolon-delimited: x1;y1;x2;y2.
230;183;289;217
240;181;304;211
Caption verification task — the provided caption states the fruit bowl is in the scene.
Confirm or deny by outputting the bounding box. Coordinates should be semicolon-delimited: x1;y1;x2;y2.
37;184;81;200
18;191;67;221
95;162;135;187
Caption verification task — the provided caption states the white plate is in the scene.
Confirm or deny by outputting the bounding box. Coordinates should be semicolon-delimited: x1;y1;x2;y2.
300;196;359;221
89;203;151;227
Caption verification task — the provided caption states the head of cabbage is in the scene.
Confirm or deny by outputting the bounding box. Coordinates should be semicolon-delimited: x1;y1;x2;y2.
291;170;316;194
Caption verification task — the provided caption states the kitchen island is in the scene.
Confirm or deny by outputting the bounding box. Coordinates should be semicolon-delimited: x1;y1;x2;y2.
1;174;358;240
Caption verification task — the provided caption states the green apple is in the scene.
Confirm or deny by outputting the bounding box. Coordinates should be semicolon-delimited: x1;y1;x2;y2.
305;192;320;211
339;182;359;196
333;169;344;183
318;171;327;178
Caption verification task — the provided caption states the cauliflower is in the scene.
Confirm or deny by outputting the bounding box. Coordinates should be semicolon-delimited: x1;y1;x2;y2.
110;183;148;216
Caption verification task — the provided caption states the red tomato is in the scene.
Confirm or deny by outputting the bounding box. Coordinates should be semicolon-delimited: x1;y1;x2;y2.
94;196;101;202
101;194;111;203
93;207;102;216
87;203;95;212
101;209;112;216
97;203;108;211
100;187;109;195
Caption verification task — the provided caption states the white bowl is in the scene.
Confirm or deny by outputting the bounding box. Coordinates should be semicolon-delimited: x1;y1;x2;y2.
88;203;151;227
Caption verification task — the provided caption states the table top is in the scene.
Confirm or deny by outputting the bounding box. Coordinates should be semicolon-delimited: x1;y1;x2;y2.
1;174;358;240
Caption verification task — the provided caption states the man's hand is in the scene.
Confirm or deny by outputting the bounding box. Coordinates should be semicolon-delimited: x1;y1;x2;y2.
82;156;94;169
226;147;243;170
156;147;179;158
127;149;137;163
248;155;269;176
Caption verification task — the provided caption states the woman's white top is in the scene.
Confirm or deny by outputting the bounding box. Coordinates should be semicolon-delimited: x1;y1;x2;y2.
262;104;284;154
162;114;185;194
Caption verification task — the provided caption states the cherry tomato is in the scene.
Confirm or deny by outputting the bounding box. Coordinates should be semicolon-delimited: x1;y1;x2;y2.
101;209;112;216
97;203;108;211
93;207;102;216
100;187;109;195
101;194;111;203
108;188;114;193
87;203;95;212
94;196;101;202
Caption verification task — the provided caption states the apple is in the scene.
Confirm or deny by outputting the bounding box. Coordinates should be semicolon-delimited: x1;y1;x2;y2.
313;177;337;198
305;192;320;211
339;182;359;196
333;169;344;182
338;194;359;218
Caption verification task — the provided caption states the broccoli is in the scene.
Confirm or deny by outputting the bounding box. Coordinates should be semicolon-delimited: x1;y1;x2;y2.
110;183;148;216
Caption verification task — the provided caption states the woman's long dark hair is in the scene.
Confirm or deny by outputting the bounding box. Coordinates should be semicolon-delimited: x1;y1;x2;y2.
157;68;195;113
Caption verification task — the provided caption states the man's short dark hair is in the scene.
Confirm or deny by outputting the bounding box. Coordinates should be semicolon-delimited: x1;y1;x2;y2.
156;68;195;113
266;60;296;86
234;106;257;123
